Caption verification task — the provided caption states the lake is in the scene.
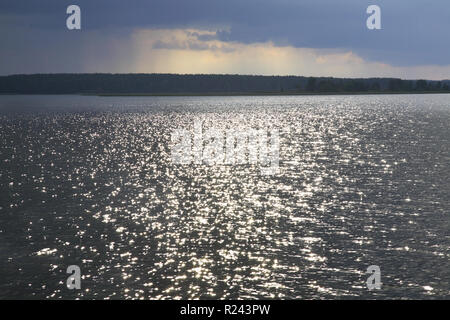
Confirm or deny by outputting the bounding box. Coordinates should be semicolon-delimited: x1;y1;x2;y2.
0;94;449;299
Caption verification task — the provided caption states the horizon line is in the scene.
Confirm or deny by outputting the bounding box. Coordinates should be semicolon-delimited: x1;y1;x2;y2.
1;73;449;82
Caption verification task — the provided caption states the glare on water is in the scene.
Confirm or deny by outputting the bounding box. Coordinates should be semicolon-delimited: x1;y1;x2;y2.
0;94;449;299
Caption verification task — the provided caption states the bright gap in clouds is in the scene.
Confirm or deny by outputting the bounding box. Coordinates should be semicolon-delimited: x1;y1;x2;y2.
91;28;450;80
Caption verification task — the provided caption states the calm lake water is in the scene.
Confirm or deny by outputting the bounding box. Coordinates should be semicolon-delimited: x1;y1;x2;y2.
0;94;449;299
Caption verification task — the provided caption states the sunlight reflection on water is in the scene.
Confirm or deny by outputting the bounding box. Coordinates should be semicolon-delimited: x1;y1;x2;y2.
0;94;449;299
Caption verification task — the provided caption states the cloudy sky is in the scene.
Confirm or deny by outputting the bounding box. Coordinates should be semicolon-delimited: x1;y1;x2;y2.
1;0;450;79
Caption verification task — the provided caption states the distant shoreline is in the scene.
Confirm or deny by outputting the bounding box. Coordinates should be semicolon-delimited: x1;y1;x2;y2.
1;91;450;97
93;91;450;97
1;73;449;95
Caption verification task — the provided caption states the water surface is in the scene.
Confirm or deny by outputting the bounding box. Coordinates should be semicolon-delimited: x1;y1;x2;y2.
0;94;449;299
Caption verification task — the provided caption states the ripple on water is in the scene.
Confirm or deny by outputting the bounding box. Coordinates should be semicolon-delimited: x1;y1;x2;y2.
0;94;450;299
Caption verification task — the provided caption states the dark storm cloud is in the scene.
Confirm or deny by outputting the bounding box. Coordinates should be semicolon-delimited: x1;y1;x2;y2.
1;0;450;73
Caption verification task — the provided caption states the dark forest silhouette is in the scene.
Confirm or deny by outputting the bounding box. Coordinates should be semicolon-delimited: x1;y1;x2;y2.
1;74;449;95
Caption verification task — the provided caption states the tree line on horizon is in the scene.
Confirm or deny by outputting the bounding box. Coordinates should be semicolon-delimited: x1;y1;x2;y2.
0;74;449;94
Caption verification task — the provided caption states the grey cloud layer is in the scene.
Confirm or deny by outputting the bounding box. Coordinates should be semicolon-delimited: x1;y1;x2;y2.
0;0;449;73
